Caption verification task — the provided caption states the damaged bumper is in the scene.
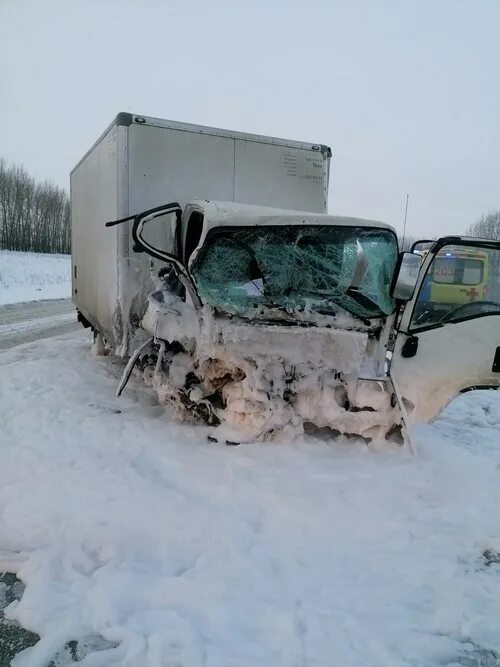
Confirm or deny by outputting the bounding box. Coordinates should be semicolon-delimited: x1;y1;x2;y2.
139;293;402;443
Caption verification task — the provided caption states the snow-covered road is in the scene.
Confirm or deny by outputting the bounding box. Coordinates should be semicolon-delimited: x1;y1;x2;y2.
0;299;77;351
1;331;500;666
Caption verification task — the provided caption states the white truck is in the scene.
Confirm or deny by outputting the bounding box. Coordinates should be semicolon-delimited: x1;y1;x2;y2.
71;113;500;445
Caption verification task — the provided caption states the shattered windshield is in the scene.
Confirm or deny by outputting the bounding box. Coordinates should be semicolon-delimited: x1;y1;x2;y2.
192;225;398;321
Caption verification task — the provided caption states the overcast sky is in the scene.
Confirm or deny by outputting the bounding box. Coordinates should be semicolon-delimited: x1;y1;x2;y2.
1;0;499;237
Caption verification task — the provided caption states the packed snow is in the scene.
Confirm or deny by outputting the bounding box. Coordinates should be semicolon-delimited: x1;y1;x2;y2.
1;331;500;666
0;312;76;351
0;250;71;305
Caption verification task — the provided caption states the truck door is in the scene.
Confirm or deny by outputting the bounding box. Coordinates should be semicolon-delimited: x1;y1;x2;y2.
390;238;500;423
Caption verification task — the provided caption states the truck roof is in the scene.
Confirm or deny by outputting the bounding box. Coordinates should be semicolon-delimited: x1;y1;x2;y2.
194;200;396;234
72;112;333;175
117;113;332;156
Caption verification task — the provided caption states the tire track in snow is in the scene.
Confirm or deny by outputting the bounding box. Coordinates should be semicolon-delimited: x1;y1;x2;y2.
0;299;79;350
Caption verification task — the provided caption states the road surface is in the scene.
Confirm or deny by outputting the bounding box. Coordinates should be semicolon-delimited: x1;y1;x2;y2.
0;298;79;351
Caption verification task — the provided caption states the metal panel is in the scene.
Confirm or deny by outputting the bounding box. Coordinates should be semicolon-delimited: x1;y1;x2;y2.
71;124;119;340
128;124;235;215
234;141;327;213
129;113;330;155
128;122;329;217
122;124;236;351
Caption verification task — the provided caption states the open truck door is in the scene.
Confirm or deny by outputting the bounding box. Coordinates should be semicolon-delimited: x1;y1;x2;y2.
390;237;500;424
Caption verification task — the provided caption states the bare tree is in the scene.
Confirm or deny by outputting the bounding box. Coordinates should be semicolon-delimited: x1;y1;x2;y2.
466;211;500;241
466;211;500;301
0;158;70;253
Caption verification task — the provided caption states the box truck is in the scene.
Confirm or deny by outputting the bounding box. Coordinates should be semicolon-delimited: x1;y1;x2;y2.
71;113;500;445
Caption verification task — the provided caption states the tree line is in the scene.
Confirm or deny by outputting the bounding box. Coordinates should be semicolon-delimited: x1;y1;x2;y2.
467;211;500;241
398;211;500;252
0;158;70;254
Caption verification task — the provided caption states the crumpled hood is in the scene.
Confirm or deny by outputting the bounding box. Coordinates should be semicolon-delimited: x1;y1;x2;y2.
202;317;369;375
139;292;400;443
141;292;369;377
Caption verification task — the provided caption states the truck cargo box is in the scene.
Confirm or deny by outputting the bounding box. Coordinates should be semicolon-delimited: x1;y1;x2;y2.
71;113;332;349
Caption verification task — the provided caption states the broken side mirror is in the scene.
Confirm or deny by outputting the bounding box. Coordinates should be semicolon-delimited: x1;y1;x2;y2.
390;252;422;301
105;203;202;309
133;209;178;256
132;203;182;260
105;202;182;259
133;205;203;309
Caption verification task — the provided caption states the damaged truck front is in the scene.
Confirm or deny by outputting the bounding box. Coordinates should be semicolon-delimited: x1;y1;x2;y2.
111;201;404;444
72;114;500;446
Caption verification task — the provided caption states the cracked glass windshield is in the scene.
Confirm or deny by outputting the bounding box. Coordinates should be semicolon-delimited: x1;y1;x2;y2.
192;225;398;320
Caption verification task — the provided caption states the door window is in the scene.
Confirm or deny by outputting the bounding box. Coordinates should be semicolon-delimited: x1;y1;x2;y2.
410;244;500;329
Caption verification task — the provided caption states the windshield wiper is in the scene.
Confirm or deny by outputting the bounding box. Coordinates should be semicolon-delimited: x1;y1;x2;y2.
286;287;374;326
343;287;384;323
345;287;381;312
246;280;294;315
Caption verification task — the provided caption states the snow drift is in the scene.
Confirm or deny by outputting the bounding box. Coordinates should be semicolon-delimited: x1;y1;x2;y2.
0;250;71;305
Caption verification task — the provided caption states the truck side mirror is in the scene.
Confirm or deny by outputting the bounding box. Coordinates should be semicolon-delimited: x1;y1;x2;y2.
410;239;435;253
390;252;422;301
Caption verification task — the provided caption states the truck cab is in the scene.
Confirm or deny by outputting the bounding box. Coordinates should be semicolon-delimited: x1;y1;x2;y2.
140;200;398;328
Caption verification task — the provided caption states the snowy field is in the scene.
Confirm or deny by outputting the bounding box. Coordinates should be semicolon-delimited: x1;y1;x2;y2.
1;331;500;666
0;250;71;305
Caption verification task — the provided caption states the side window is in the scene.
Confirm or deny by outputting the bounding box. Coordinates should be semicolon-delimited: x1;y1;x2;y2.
411;244;500;329
184;213;204;264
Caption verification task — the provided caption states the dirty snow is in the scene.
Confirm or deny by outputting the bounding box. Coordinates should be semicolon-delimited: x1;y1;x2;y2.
0;250;71;305
1;331;500;666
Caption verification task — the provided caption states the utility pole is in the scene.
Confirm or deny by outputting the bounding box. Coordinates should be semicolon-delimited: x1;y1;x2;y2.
402;194;409;249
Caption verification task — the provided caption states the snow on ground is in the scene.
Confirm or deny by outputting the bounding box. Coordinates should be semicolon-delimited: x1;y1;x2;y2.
0;250;71;305
0;312;76;351
1;331;500;667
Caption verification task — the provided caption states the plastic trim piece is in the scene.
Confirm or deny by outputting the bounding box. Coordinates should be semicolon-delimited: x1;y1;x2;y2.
460;385;499;394
493;347;500;373
116;112;133;127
